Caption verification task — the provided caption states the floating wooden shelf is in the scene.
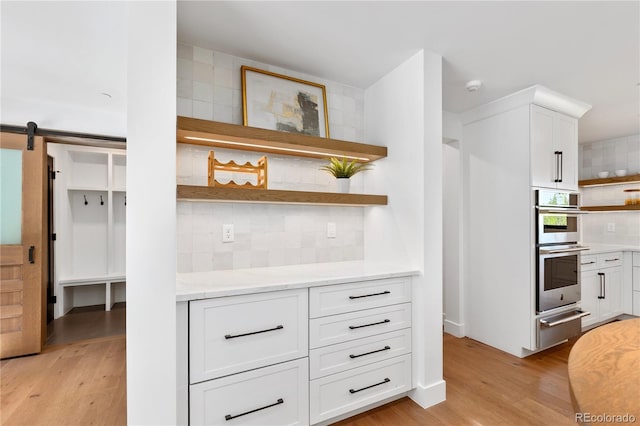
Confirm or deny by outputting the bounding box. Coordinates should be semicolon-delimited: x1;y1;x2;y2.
177;116;387;162
177;185;388;206
579;174;640;187
581;205;640;212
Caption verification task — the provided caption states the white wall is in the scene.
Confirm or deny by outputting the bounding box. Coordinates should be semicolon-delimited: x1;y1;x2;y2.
579;133;640;246
126;2;177;424
364;50;445;408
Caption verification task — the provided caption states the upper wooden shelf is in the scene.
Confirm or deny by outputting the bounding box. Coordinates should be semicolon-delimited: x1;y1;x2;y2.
579;174;640;187
581;205;640;212
177;185;387;206
176;116;387;162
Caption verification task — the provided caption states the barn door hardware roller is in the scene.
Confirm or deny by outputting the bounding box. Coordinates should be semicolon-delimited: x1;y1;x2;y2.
27;121;38;151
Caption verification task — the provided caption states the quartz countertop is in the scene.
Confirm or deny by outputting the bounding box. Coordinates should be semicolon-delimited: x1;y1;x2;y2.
582;243;640;255
176;260;420;302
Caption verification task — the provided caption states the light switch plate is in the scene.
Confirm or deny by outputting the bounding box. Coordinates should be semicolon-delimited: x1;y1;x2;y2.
327;222;337;238
607;222;615;233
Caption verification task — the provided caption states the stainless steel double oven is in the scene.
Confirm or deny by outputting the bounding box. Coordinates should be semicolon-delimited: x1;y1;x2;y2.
535;190;590;348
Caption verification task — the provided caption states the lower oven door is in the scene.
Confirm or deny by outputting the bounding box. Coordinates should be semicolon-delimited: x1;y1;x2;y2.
538;309;590;349
538;248;585;312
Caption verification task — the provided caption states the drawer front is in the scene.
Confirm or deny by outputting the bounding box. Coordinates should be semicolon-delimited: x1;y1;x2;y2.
309;329;412;379
309;303;411;349
309;277;411;318
633;252;640;267
190;289;308;383
309;354;411;424
633;267;640;291
597;252;623;269
190;358;309;426
580;254;598;272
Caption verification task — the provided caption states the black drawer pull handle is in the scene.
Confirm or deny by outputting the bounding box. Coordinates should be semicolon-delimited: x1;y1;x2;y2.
349;319;390;330
28;246;35;264
349;378;390;394
225;325;283;340
349;291;390;300
604;258;620;262
350;345;391;359
581;261;596;265
225;398;284;421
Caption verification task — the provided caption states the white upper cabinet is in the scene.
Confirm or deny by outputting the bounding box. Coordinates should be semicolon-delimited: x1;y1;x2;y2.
531;105;578;191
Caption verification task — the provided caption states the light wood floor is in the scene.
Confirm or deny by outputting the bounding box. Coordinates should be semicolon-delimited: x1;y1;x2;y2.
1;331;578;425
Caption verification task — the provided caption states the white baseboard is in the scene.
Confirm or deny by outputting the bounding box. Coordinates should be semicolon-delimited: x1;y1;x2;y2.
443;319;465;337
408;379;446;408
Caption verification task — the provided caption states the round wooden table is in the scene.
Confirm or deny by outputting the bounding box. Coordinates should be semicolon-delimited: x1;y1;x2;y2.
568;318;640;425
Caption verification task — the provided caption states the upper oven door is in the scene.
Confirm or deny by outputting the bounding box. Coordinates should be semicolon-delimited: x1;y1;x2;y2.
537;209;582;245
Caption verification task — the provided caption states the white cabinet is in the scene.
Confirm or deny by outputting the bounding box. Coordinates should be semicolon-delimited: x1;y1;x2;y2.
188;288;309;426
580;252;624;329
190;289;308;383
190;358;308;426
633;252;640;316
308;278;412;424
47;143;126;318
531;105;578;191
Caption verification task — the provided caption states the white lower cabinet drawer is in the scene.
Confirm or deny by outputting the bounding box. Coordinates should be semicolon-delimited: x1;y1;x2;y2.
190;358;309;426
309;277;411;318
309;303;411;349
309;354;412;424
189;289;308;383
309;329;412;379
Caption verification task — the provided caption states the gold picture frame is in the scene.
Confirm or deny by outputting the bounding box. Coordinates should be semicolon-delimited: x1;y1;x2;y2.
241;65;330;138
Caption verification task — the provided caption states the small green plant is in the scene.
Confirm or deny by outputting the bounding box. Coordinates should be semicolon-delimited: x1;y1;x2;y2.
320;157;372;178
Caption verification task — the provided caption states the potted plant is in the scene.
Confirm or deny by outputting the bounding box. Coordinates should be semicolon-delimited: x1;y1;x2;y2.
320;157;372;193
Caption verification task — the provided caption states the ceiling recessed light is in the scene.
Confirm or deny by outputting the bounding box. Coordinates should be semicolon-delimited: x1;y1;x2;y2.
466;80;483;92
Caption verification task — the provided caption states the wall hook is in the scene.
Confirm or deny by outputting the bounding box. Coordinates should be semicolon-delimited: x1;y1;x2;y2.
100;195;104;206
84;195;88;205
124;195;127;206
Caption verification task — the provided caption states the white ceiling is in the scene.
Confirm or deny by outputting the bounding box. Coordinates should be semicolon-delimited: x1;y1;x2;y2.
1;2;637;144
178;1;639;143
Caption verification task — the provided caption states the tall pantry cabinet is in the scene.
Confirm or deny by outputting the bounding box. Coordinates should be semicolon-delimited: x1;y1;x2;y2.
47;143;126;318
461;85;591;357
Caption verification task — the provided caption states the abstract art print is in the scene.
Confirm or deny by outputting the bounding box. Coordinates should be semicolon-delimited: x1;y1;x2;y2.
241;66;330;138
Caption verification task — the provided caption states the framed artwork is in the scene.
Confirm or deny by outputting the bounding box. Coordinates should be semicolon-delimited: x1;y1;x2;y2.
241;65;330;138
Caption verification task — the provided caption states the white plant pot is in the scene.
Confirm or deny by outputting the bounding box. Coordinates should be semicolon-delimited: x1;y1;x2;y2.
337;178;350;193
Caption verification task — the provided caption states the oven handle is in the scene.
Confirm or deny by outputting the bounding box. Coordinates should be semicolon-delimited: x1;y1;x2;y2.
539;246;590;255
540;310;590;328
538;208;589;215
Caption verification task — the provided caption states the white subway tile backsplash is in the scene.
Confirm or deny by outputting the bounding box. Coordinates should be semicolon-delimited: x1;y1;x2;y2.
193;46;214;65
193;81;213;102
177;43;193;60
193;62;214;84
177;97;193;117
193;100;213;120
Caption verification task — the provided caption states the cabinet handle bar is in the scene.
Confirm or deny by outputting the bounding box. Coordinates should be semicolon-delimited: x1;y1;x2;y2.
349;319;390;330
349;345;391;359
224;398;284;421
224;325;283;339
349;291;391;299
349;378;390;394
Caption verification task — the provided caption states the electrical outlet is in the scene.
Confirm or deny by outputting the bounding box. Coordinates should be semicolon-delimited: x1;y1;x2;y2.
607;222;615;233
327;222;337;238
222;224;234;242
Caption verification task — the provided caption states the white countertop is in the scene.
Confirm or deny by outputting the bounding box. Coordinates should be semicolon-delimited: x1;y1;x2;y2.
582;243;640;255
176;260;420;302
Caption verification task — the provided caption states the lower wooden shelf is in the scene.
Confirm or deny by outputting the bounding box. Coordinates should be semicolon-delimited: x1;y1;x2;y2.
176;185;388;206
581;205;640;212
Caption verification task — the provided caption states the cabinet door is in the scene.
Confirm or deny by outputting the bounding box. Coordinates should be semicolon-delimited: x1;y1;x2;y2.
580;270;599;328
553;113;578;191
598;267;623;321
530;105;556;189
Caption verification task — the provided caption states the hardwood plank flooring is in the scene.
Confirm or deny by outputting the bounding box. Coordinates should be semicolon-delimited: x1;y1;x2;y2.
1;330;579;425
1;335;126;426
334;333;578;425
46;303;126;346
